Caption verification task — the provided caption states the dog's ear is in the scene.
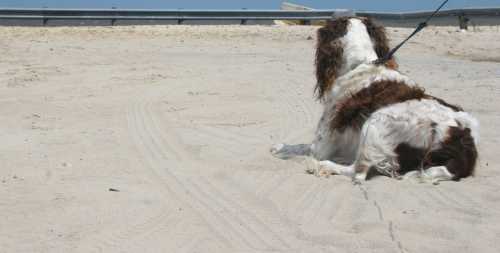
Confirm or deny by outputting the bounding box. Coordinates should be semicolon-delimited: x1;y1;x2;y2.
362;18;397;69
315;18;349;100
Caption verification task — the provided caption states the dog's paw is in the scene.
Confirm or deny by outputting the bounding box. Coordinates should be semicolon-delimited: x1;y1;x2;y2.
351;173;367;184
270;143;285;155
305;159;335;178
305;157;319;175
270;143;292;160
402;171;422;181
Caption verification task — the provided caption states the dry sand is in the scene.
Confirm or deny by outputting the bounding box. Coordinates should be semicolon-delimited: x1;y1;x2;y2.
1;25;499;253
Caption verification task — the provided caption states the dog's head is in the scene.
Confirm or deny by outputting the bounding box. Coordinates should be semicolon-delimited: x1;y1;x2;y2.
315;17;397;100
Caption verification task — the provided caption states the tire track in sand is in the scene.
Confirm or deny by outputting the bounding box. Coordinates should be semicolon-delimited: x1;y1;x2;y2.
127;101;234;250
127;97;291;251
144;99;293;251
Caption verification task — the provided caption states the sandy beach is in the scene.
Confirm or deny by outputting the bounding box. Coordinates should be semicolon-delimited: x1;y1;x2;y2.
1;24;499;252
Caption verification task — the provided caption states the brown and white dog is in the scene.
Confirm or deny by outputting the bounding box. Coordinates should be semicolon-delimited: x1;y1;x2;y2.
271;17;479;184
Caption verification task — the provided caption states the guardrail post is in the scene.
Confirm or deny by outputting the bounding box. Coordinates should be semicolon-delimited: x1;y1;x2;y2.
42;18;48;26
111;6;117;26
178;19;184;25
458;13;469;30
240;8;248;25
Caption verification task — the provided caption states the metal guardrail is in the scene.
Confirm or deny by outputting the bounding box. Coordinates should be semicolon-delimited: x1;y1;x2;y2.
357;7;500;19
0;8;336;24
0;7;499;26
358;8;500;28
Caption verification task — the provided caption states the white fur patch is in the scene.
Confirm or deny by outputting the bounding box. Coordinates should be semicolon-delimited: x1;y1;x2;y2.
339;19;378;76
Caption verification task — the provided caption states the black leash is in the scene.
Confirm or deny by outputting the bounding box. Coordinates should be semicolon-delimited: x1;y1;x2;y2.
373;0;450;65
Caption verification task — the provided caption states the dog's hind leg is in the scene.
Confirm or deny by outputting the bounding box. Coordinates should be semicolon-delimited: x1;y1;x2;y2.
270;143;311;160
306;116;401;182
305;158;356;178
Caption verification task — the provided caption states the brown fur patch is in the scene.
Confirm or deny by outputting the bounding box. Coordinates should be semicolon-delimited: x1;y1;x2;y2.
384;59;399;70
394;143;427;174
427;127;478;180
331;80;464;132
395;127;478;180
315;17;349;99
331;80;427;131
